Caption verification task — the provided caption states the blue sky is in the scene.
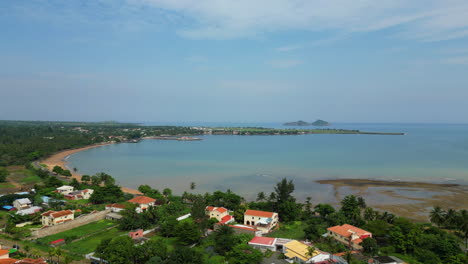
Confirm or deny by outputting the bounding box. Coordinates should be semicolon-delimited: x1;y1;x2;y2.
1;0;468;123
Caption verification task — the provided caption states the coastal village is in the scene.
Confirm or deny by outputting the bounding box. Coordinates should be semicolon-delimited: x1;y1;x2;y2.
0;122;466;264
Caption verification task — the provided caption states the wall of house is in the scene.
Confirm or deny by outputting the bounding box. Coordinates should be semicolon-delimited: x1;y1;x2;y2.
32;210;110;238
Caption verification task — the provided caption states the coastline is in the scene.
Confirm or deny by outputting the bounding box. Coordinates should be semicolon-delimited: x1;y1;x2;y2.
41;143;143;195
317;178;468;222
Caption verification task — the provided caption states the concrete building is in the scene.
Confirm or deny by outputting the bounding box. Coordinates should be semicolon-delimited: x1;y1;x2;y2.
248;236;277;252
13;198;32;210
128;196;156;213
205;206;230;222
56;186;74;195
244;209;278;233
41;210;74;226
327;224;372;250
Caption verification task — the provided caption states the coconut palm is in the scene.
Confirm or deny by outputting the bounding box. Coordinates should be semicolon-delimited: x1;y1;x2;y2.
445;208;457;228
306;246;317;259
190;182;196;190
430;206;445;227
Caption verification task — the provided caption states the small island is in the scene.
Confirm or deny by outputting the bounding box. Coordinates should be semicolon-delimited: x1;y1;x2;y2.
283;119;330;126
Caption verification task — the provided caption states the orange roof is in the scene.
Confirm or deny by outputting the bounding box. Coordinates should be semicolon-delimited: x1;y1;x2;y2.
128;196;156;204
41;210;54;217
244;209;275;218
216;207;227;213
229;225;258;231
0;259;17;264
50;210;73;218
327;224;371;238
0;249;10;256
206;206;215;211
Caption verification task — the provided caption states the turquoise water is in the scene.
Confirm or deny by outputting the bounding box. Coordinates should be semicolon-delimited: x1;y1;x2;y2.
68;123;468;201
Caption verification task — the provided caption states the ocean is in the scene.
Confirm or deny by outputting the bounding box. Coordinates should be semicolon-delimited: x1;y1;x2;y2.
67;123;468;202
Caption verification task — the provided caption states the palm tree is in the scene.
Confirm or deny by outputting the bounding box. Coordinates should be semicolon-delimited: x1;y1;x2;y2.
445;208;457;228
256;192;266;202
430;206;445;227
306;246;317;260
458;210;468;248
190;182;196;190
344;250;352;263
55;247;63;263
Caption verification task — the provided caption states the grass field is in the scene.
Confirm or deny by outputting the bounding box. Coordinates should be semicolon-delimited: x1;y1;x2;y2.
36;220;117;245
0;183;15;188
62;227;126;255
265;221;307;240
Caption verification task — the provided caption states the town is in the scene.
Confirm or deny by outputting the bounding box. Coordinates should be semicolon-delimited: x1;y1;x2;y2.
0;167;466;264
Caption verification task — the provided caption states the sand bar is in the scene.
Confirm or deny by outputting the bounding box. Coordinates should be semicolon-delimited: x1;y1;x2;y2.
41;143;142;195
317;178;468;221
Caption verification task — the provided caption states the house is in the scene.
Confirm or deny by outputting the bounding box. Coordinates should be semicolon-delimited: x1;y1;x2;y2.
65;189;94;200
243;209;278;233
56;186;74;195
128;196;156;213
41;210;74;226
219;215;235;224
105;204;126;213
371;256;406;264
282;240;341;264
12;198;32;210
248;236;277;252
205;206;230;222
327;224;372;250
16;206;42;216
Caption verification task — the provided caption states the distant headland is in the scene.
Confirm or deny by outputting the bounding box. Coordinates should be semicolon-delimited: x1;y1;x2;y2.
283;119;330;126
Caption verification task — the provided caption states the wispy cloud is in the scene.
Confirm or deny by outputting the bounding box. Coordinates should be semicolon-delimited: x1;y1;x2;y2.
135;0;468;41
441;56;468;65
275;44;303;52
268;59;303;69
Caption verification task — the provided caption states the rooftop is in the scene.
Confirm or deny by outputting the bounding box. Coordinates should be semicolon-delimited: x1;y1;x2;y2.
244;209;275;218
249;236;277;246
327;224;371;238
128;196;156;204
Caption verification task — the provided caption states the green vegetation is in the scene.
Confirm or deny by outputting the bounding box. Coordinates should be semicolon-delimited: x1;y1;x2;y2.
265;221;306;239
36;220;117;245
0;167;9;182
283;119;330;126
62;227;125;255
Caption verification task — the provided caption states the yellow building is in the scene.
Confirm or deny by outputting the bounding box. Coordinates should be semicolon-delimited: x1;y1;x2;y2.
205;206;229;221
282;240;333;263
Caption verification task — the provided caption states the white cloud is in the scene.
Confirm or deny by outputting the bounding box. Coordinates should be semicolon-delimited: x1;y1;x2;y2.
133;0;468;41
441;56;468;65
268;59;303;69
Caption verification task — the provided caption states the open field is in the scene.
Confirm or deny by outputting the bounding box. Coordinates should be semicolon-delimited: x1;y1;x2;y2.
265;221;306;240
35;220;117;245
62;227;126;255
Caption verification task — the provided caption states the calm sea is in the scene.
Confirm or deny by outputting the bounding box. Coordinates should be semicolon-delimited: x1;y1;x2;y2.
67;123;468;202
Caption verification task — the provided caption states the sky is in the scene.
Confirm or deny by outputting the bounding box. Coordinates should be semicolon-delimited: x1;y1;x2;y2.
1;0;468;123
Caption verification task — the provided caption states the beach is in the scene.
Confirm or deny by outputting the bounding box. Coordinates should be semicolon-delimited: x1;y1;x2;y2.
41;143;142;195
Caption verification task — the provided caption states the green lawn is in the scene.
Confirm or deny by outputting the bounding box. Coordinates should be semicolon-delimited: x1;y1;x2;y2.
0;183;15;188
36;220;116;245
265;221;307;240
63;227;126;255
20;175;42;184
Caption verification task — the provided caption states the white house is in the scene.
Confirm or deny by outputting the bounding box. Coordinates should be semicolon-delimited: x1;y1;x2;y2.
65;189;94;200
56;185;74;195
13;198;32;210
105;203;126;213
244;209;279;233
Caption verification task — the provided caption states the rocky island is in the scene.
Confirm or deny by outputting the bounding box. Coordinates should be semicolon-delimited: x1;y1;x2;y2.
283;119;330;126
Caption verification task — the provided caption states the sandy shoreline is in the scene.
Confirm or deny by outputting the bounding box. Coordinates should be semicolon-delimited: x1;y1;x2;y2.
41;143;142;195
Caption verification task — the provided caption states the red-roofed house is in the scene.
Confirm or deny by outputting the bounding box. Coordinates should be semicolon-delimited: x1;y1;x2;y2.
327;224;372;250
219;215;235;225
0;249;10;259
41;210;74;226
248;236;277;252
128;196;156;213
244;210;278;233
205;206;230;222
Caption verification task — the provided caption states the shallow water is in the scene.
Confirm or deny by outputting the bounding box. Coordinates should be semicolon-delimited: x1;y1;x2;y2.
68;123;468;201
